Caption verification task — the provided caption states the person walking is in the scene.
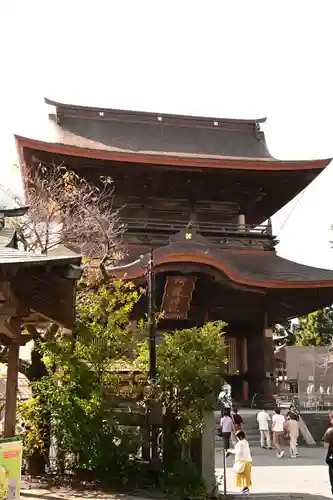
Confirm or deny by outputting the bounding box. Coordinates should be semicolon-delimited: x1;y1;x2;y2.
228;430;252;495
257;407;272;449
323;412;333;495
231;407;243;445
285;413;299;458
220;408;234;450
272;407;285;458
232;407;244;432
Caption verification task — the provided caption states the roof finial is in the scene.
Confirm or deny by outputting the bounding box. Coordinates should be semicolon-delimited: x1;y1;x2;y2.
267;217;273;236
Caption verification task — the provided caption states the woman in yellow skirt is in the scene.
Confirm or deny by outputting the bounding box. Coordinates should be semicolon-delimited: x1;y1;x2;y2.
228;430;252;494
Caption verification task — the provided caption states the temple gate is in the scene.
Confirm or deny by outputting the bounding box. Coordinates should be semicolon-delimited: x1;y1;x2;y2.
16;98;333;406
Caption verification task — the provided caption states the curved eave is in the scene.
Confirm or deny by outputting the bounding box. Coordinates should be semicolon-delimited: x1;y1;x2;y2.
44;97;267;126
108;247;333;289
15;135;331;172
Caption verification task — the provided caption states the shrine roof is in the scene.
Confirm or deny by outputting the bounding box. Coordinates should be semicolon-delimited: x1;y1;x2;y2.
14;98;324;171
107;231;333;289
0;237;81;267
0;245;80;266
0;209;82;331
0;207;81;267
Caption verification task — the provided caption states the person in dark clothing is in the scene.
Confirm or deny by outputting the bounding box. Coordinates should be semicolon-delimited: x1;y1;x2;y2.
232;407;244;432
323;412;333;494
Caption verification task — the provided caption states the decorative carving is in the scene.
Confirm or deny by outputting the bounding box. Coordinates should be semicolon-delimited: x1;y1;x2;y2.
169;228;207;245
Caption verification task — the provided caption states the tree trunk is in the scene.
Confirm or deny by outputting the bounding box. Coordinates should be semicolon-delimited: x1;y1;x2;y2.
163;407;182;466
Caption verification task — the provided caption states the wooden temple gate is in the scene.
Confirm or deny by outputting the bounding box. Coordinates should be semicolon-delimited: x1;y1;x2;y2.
12;97;333;490
16;98;333;404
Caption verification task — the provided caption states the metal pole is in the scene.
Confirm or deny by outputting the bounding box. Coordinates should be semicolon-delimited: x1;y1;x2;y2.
222;449;227;495
147;249;156;380
147;249;158;463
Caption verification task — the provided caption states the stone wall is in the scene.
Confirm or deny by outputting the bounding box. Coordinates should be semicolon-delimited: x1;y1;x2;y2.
301;412;330;444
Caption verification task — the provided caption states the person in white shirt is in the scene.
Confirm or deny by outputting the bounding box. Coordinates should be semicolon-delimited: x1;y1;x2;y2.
257;408;271;449
272;407;285;458
220;409;234;450
228;430;252;494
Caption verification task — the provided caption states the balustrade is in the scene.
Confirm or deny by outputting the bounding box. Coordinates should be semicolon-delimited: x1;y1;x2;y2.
125;217;271;237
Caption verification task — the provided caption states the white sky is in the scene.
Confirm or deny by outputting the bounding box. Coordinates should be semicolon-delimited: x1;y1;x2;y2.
1;0;333;269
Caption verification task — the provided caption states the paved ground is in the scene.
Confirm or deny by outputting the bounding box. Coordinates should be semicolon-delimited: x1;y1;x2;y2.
215;445;332;498
19;444;332;499
21;491;150;500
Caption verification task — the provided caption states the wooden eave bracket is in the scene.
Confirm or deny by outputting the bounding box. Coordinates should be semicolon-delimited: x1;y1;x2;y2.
0;317;22;340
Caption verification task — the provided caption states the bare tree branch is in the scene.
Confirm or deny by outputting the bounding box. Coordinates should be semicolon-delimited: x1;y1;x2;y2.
0;162;125;348
3;162;125;275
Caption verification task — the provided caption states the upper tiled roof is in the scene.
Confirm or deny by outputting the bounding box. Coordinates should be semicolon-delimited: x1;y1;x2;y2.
45;97;273;160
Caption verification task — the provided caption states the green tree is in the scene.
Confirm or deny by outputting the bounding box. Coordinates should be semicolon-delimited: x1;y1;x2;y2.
19;279;144;483
19;287;227;494
137;321;227;442
136;321;227;497
274;321;297;346
2;162;124;474
294;308;333;346
275;308;333;347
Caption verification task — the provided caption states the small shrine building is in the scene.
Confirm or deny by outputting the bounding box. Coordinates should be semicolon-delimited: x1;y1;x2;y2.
0;206;81;435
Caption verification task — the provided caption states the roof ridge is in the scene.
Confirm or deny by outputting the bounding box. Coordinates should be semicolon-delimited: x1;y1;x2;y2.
45;97;267;127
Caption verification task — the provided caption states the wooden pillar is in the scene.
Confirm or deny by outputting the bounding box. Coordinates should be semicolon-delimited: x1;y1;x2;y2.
245;318;276;404
263;326;275;396
4;341;20;437
241;337;249;402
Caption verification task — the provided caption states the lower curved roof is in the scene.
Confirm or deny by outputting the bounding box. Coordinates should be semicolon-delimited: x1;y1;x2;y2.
108;230;333;289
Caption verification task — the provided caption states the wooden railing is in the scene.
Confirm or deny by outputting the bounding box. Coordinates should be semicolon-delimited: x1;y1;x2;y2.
125;218;272;237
